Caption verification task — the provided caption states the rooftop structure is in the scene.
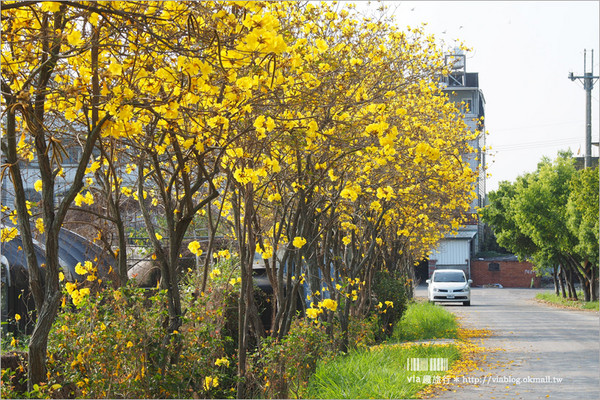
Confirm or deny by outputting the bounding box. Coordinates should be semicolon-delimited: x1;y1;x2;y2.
428;51;486;279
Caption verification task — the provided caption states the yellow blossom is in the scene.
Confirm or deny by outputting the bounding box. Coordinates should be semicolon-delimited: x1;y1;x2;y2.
188;241;203;256
1;227;18;243
306;308;320;319
75;262;88;276
215;357;230;367
321;298;338;312
203;376;219;391
267;193;281;202
209;269;221;280
292;236;307;249
216;249;231;259
65;282;77;294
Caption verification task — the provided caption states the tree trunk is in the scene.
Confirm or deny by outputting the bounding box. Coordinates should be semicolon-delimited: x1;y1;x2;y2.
167;240;183;333
27;285;61;390
3;101;44;312
577;267;591;302
202;182;228;292
579;260;594;302
591;266;599;302
552;265;559;296
236;281;248;399
234;185;257;399
115;209;128;286
340;292;351;353
566;267;577;300
559;266;567;298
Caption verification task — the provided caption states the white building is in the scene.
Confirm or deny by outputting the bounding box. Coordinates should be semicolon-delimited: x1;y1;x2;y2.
428;51;486;278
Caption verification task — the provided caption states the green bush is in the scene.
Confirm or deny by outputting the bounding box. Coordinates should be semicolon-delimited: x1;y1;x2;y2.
41;263;239;399
371;271;410;340
339;314;379;350
393;301;458;342
249;317;335;399
1;352;28;399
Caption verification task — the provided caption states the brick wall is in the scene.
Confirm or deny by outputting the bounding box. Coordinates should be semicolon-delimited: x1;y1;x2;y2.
471;259;541;288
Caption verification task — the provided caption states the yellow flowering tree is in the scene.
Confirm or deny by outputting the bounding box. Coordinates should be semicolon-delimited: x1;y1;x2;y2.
86;2;290;394
0;1;130;388
218;1;478;357
2;0;480;393
219;0;472;391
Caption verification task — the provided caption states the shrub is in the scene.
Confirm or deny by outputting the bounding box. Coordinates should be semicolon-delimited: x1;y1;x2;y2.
331;313;379;351
371;271;410;340
1;352;28;399
347;313;379;349
249;317;335;399
44;263;239;399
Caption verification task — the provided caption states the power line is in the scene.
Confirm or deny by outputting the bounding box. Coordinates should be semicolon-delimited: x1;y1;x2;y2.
493;143;582;152
491;120;588;133
491;137;583;152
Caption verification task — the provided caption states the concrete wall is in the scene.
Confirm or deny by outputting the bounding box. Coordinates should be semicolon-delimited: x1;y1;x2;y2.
471;259;541;288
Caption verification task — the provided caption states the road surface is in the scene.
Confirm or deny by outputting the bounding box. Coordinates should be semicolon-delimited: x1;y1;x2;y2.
414;286;600;400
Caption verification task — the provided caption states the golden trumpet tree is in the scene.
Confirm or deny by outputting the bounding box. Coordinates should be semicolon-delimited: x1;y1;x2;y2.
2;0;479;393
1;0;287;387
0;0;130;388
220;0;477;351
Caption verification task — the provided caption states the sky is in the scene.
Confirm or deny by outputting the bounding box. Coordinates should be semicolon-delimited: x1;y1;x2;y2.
357;1;600;193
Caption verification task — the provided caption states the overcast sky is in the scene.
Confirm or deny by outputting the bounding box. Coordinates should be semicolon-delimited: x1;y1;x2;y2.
358;1;600;193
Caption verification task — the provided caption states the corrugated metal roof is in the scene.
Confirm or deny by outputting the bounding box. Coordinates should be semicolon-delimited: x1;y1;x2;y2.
443;230;477;240
1;226;115;282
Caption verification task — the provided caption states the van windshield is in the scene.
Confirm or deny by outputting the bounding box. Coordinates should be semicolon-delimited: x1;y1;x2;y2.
433;272;465;283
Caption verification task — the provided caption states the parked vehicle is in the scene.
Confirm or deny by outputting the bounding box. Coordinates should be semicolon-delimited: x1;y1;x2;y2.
426;269;472;306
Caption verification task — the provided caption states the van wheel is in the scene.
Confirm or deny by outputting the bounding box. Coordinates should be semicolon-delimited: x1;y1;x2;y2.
463;301;471;306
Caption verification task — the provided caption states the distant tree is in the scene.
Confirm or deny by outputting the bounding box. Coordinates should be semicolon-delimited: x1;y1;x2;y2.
479;224;510;256
481;152;599;301
479;177;538;260
566;167;599;301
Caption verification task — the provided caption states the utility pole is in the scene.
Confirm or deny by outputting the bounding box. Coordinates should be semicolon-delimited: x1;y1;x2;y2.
569;49;599;169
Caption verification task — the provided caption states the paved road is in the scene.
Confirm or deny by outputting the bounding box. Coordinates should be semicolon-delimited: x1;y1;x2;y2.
414;286;600;400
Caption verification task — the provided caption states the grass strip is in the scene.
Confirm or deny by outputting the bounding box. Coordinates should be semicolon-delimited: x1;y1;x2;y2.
307;302;465;399
306;343;461;399
535;291;599;311
393;301;458;342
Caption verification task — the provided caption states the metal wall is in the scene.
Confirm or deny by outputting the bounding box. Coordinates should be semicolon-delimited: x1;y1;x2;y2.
429;238;470;267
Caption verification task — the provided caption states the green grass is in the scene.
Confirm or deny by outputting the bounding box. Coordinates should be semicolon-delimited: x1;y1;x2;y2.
306;302;462;399
306;344;460;399
536;291;599;310
393;301;459;342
